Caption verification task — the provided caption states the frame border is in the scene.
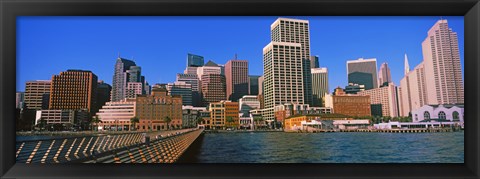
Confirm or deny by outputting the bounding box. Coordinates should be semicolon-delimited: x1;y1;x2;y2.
1;0;479;178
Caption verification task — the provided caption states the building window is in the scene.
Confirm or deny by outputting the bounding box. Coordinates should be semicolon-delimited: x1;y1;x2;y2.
438;111;446;119
424;111;430;120
452;111;460;120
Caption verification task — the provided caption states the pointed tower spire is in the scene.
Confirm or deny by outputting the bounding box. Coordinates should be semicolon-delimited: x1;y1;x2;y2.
404;53;410;75
118;52;121;59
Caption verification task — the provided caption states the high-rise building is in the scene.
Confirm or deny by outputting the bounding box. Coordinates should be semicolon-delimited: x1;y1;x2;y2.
263;41;304;121
201;74;226;106
209;101;239;130
187;53;205;67
176;73;201;106
16;92;25;109
258;75;264;95
422;19;464;105
96;80;112;114
399;62;428;117
24;80;51;110
49;70;98;114
197;60;222;81
126;66;141;83
111;57;137;102
358;83;399;117
184;67;199;75
135;88;183;131
248;75;260;95
271;17;313;106
378;62;392;87
125;82;143;99
167;81;193;106
347;58;378;90
311;67;328;107
225;59;249;102
310;55;320;68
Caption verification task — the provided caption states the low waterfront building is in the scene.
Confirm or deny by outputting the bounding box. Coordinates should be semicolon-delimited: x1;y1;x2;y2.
135;88;183;131
95;98;136;131
35;110;89;130
333;119;370;130
198;111;211;129
374;121;460;130
209;100;239;130
284;114;353;131
274;103;333;124
182;105;207;129
325;87;371;117
239;95;261;115
411;104;464;123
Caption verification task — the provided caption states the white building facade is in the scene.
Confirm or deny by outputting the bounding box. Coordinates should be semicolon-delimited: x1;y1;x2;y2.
95;99;136;131
411;104;464;123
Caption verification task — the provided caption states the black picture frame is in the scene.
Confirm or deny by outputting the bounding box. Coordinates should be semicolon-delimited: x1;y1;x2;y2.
1;0;479;178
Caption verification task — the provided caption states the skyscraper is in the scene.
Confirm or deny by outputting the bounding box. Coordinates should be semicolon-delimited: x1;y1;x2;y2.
197;60;221;81
24;80;51;110
311;67;328;107
16;92;25;109
248;75;260;95
201;74;226;106
225;59;249;102
263;42;304;121
347;58;378;90
187;53;205;67
176;73;201;106
399;62;428;117
96;80;112;113
271;17;313;106
49;70;98;114
378;62;392;87
111;57;136;102
422;19;464;105
167;81;193;106
358;83;399;117
310;55;320;68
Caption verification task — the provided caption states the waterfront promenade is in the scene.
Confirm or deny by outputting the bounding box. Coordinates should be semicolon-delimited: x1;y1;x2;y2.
15;128;203;163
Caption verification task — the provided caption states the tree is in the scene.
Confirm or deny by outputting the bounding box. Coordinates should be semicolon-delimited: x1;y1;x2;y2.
38;117;47;131
196;116;204;126
91;115;102;132
130;116;140;131
164;116;172;130
226;116;235;128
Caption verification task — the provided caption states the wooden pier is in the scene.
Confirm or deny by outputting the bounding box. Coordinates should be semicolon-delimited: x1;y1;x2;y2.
15;128;204;163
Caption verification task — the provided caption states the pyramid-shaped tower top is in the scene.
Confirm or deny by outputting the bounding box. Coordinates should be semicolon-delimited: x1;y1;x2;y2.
404;53;410;75
204;60;219;67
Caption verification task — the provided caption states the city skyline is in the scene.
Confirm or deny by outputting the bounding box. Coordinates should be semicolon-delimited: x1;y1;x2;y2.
17;16;464;94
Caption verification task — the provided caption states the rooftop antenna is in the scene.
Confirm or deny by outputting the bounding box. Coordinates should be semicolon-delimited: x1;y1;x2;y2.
118;52;120;58
234;53;238;60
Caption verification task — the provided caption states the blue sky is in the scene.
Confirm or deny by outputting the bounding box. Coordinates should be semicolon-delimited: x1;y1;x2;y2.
17;16;464;93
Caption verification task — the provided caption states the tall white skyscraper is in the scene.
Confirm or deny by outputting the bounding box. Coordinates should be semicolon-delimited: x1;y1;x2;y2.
263;42;304;120
422;19;464;105
270;17;313;106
